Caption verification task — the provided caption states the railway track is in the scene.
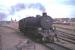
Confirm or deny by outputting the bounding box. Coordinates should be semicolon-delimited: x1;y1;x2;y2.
56;30;75;44
54;30;75;50
41;30;75;50
56;27;75;35
39;29;75;50
0;26;73;50
54;24;75;31
42;43;71;50
17;30;72;50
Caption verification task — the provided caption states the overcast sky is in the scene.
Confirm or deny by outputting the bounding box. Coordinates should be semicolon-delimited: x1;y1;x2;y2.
0;0;75;21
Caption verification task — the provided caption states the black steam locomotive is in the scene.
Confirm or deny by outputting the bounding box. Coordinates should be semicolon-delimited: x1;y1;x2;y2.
19;12;56;43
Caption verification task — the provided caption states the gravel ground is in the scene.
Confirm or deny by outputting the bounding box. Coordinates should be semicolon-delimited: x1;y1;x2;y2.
0;26;50;50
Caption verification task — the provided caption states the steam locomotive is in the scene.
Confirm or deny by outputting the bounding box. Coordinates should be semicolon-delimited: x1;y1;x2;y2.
19;12;56;43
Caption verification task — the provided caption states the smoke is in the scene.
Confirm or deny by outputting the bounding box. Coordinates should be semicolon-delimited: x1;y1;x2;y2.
10;3;46;14
28;3;46;12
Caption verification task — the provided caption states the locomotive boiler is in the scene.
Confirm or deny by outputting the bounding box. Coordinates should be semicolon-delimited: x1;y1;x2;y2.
19;12;55;43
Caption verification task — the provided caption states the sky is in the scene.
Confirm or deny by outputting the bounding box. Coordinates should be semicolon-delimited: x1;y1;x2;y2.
0;0;75;21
